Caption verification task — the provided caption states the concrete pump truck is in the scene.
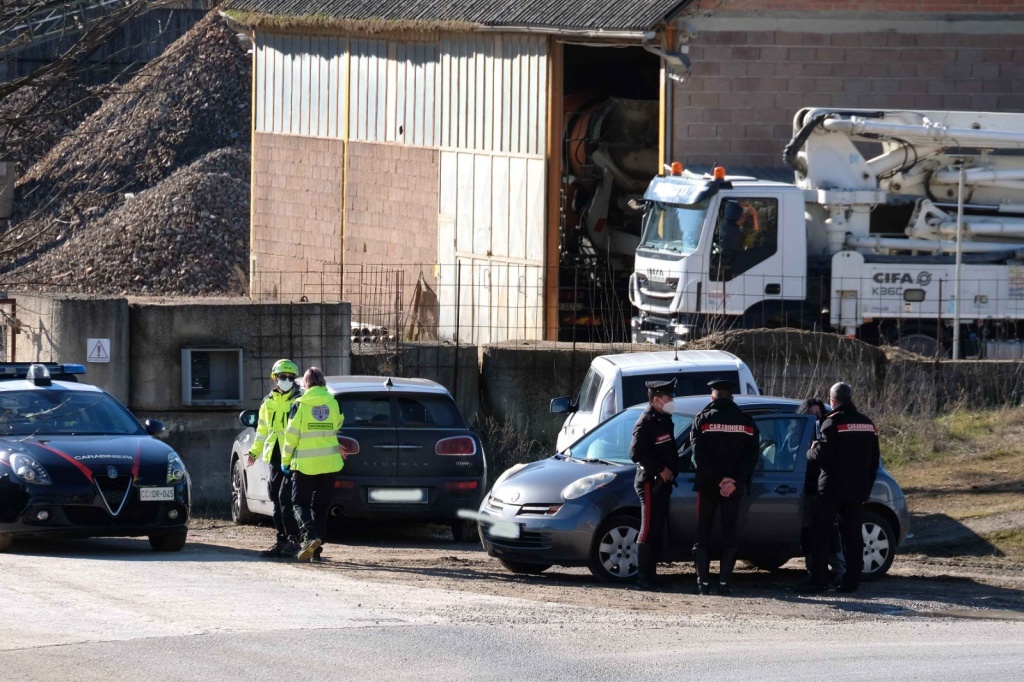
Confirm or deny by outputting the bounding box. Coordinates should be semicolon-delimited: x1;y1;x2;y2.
630;107;1024;358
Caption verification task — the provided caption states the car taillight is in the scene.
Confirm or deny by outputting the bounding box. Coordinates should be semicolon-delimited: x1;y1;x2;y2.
334;480;355;489
443;481;479;491
435;436;476;456
338;436;360;455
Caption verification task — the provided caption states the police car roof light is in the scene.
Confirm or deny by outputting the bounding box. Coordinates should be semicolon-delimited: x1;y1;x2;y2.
0;362;86;380
26;363;52;386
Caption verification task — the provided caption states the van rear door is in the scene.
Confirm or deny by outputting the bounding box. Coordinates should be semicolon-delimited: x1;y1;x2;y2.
620;370;741;406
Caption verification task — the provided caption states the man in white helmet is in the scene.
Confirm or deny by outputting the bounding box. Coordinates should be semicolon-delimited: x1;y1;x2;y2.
247;359;303;558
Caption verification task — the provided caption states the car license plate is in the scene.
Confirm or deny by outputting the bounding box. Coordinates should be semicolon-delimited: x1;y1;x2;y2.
368;487;427;504
139;487;175;502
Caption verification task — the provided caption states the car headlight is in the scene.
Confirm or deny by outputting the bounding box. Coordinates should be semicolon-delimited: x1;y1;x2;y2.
167;452;187;484
10;453;52;485
492;462;528;490
561;472;616;500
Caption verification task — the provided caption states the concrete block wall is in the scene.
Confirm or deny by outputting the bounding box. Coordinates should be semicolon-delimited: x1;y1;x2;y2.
675;4;1024;168
344;141;440;311
13;294;131;403
251;132;345;299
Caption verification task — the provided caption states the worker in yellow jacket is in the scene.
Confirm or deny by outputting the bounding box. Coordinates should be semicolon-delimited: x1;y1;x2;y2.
247;359;302;558
282;366;345;562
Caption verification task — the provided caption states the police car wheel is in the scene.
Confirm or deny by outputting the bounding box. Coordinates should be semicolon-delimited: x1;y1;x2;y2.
589;515;641;583
231;457;257;525
149;531;188;552
499;559;551;575
861;510;895;581
0;534;12;552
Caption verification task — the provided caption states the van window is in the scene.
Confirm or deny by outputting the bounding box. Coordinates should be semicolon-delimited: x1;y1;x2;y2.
577;368;603;414
621;370;740;408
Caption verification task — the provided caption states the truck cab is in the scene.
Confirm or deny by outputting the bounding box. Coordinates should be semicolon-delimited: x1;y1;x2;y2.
629;170;808;345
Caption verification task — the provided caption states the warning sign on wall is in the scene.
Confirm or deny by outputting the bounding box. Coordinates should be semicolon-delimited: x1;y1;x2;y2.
87;338;111;363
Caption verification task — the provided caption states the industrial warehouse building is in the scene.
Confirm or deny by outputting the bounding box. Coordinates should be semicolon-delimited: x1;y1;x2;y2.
225;0;1024;343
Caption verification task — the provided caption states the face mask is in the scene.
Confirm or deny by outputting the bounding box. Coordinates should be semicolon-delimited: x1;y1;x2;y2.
662;398;677;414
276;379;294;392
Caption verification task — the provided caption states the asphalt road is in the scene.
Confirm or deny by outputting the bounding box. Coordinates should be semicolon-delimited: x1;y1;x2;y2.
2;538;1024;681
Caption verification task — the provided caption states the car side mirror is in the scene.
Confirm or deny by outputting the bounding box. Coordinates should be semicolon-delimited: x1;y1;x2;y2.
239;409;258;428
550;396;576;414
145;419;165;436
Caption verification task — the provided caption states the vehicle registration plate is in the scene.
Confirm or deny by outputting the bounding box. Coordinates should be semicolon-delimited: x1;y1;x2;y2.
139;487;175;502
368;487;427;504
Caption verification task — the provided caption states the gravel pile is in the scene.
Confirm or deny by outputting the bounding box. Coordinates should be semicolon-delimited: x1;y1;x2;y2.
3;10;251;289
14;144;251;294
0;82;102;175
14;146;250;296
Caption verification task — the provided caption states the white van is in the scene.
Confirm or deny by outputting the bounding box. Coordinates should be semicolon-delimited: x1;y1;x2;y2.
550;350;759;452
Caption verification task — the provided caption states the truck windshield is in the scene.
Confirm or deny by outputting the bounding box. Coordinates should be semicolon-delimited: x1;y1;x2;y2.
638;201;708;255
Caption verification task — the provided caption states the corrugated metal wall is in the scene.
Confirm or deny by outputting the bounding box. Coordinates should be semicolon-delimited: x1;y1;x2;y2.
255;34;347;138
252;31;550;343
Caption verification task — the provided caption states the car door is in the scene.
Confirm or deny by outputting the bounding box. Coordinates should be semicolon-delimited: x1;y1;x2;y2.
248;454;271;504
335;392;399;478
666;418;698;558
738;414;816;556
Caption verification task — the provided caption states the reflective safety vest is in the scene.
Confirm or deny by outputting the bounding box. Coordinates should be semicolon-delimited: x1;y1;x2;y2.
249;387;302;463
282;386;345;475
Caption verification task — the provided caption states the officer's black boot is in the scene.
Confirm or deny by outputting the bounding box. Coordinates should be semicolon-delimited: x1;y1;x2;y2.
635;544;661;591
718;547;737;596
694;546;712;595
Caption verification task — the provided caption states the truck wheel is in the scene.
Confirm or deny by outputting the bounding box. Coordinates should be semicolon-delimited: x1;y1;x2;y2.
231;457;257;525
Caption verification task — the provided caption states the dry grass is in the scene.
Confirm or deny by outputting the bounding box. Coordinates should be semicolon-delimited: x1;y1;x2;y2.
885;407;1024;560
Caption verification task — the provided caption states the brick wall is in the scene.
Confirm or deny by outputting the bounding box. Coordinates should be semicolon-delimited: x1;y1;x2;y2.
251;132;344;300
673;29;1023;168
343;141;440;328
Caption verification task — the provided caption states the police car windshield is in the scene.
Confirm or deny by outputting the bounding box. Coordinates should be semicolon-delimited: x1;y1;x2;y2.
566;407;693;464
0;390;145;436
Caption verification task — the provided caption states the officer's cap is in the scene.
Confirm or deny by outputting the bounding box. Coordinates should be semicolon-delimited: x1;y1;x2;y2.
645;378;677;396
707;378;737;391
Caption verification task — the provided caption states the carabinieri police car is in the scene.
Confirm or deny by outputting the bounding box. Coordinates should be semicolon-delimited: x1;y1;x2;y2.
0;363;190;552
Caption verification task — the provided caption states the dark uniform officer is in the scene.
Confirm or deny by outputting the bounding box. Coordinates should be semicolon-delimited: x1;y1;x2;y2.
805;382;880;593
689;379;759;595
629;378;680;591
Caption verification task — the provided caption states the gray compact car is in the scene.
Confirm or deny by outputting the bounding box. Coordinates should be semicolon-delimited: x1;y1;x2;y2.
479;396;909;582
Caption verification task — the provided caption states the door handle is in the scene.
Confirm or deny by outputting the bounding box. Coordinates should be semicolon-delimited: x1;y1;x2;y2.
774;485;798;495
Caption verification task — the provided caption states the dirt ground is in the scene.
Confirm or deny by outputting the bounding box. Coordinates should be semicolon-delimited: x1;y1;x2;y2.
188;513;1024;623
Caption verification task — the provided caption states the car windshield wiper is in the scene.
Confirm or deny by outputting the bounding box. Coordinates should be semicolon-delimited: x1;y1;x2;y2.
583;457;625;466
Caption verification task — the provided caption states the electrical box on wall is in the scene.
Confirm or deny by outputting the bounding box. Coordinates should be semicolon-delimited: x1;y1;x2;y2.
181;348;242;406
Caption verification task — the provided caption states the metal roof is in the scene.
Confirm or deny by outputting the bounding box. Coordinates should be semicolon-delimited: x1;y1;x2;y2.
686;165;798;185
225;0;692;32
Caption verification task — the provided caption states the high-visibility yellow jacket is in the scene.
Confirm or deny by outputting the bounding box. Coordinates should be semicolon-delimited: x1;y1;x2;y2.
249;387;302;463
282;386;345;474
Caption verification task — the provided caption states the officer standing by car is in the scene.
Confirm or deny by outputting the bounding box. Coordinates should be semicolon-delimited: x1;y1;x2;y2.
247;359;302;559
803;382;880;593
629;378;680;591
689;379;759;596
283;367;346;562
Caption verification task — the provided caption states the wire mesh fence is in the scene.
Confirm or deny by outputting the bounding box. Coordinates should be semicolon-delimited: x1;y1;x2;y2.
249;264;1024;360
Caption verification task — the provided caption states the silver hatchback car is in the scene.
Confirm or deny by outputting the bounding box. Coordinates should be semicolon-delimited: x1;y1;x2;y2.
479;396;909;582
